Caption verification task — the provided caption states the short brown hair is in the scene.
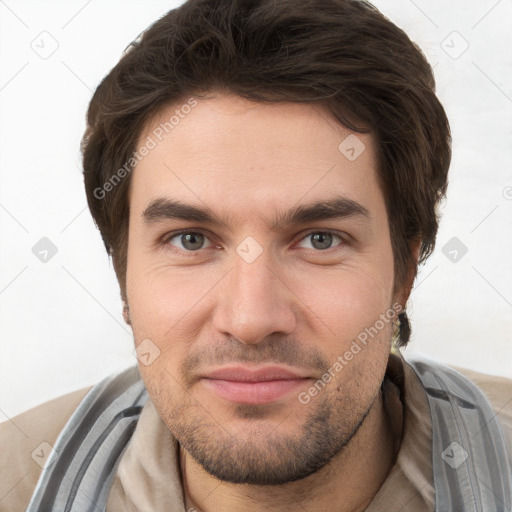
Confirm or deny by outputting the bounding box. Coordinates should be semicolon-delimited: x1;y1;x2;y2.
81;0;451;347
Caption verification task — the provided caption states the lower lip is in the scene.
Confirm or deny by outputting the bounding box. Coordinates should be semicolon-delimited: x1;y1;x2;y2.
202;378;309;404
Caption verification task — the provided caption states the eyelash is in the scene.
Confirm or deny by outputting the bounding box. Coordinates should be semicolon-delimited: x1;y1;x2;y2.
160;229;348;255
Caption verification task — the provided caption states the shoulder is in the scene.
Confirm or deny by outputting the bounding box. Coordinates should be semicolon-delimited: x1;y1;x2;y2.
0;385;93;512
451;365;512;420
450;365;512;463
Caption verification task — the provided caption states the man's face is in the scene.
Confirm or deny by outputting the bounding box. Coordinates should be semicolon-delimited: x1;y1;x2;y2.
126;94;399;485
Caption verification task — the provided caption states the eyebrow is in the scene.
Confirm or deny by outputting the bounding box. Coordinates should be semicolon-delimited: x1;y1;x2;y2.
141;195;371;231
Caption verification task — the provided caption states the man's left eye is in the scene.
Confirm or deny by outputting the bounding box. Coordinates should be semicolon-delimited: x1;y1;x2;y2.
297;232;345;251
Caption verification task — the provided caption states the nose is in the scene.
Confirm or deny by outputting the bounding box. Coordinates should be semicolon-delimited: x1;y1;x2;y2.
212;248;297;345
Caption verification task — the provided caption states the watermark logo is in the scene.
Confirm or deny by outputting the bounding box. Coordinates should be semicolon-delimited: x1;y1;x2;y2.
441;31;469;60
236;236;263;264
31;31;59;60
442;441;468;469
338;134;366;162
133;338;161;366
31;441;58;469
32;237;58;263
442;236;468;263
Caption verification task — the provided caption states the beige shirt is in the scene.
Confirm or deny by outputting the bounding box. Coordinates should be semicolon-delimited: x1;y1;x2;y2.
1;353;511;512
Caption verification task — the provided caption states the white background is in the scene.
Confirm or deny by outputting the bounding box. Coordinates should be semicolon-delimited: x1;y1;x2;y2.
1;0;511;419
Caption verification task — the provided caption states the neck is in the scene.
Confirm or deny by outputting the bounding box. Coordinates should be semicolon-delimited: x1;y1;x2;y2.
180;389;400;512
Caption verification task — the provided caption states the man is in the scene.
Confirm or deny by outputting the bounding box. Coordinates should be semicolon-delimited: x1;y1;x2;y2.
1;0;511;511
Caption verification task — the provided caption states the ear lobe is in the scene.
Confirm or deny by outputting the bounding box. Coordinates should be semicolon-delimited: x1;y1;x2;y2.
122;301;132;325
411;238;421;263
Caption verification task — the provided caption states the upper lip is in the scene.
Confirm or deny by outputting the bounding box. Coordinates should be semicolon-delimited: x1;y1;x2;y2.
201;365;311;382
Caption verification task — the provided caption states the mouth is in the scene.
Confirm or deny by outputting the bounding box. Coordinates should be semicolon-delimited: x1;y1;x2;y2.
199;365;313;405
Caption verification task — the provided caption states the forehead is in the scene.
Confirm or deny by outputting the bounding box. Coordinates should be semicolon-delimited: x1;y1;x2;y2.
129;94;382;224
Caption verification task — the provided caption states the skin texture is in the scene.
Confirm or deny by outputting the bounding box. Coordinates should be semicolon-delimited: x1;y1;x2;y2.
125;94;419;512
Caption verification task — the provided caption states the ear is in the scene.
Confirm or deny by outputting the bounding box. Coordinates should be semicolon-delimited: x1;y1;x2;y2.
122;301;132;325
396;238;422;309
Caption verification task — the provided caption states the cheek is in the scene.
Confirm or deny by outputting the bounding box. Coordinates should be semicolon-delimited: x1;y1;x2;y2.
282;247;395;374
126;263;221;385
127;260;216;329
313;283;394;407
288;258;394;339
